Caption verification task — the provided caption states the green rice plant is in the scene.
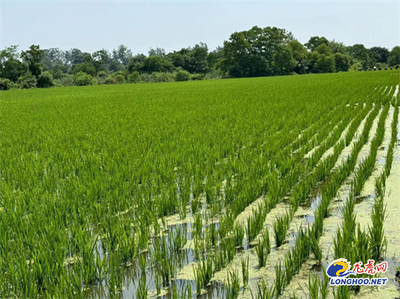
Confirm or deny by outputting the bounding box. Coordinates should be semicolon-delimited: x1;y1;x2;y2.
193;213;203;237
333;285;350;299
193;256;213;294
136;275;148;299
273;211;291;247
154;271;161;295
184;282;192;298
319;267;329;299
191;197;201;215
308;274;319;299
250;280;275;299
226;270;240;299
233;223;244;247
274;263;286;296
241;257;249;290
368;181;387;261
355;224;370;264
139;253;147;272
256;229;271;268
385;104;399;176
172;281;178;299
309;232;322;263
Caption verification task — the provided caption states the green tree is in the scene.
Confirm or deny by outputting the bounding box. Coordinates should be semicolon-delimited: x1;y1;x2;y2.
288;40;309;74
305;36;329;52
73;62;96;76
65;48;85;66
349;44;370;70
21;45;44;78
272;46;296;75
112;45;132;65
142;55;174;73
315;44;333;56
92;49;111;73
388;46;400;66
42;48;65;70
148;47;166;58
310;52;335;73
219;26;293;77
127;54;146;73
369;47;389;64
0;46;26;82
329;40;348;54
334;53;351;72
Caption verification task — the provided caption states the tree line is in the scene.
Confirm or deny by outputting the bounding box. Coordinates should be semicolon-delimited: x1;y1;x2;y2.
1;26;399;90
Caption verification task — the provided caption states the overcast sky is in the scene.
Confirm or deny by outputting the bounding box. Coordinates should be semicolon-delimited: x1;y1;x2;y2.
1;0;399;54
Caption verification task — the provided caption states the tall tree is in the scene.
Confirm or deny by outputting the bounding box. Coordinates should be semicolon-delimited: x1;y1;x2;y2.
329;39;348;54
388;46;400;66
112;45;132;65
288;40;309;74
21;45;44;78
92;49;111;73
334;53;351;72
273;46;296;75
0;45;26;82
349;44;370;70
219;26;293;77
305;36;329;52
369;46;389;64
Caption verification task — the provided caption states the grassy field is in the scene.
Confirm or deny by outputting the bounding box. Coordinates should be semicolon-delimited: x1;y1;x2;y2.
0;71;399;298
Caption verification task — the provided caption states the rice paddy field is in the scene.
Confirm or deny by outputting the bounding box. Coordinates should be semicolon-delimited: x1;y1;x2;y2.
0;70;400;299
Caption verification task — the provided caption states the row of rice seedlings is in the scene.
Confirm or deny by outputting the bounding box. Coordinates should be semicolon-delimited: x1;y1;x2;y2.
368;176;387;261
329;104;395;296
192;101;372;294
384;102;399;177
224;100;366;244
368;102;398;262
156;99;396;298
353;103;389;196
257;100;384;296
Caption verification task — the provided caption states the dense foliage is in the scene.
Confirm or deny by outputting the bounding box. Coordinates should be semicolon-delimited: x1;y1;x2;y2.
0;26;399;90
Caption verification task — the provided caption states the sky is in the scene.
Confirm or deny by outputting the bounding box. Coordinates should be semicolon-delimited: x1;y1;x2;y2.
1;0;399;55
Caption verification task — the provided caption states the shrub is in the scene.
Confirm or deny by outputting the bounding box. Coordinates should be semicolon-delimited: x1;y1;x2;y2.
55;74;74;87
115;74;126;84
104;75;117;85
37;71;54;88
104;72;126;85
74;72;94;86
152;72;173;82
0;78;16;90
128;71;141;83
191;73;204;80
175;70;190;81
17;73;37;89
